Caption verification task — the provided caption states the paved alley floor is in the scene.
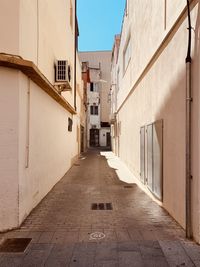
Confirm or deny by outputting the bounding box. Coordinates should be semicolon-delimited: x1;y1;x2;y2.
0;149;200;266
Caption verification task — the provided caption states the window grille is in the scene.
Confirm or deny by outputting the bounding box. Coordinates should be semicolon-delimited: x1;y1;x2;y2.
55;60;71;82
90;105;98;115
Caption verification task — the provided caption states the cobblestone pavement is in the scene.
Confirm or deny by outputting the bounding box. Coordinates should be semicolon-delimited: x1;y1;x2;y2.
0;149;200;266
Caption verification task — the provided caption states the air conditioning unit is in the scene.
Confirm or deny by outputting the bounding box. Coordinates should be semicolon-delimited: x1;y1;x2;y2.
55;60;72;92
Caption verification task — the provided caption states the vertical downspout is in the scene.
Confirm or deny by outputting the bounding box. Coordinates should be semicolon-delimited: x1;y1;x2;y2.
186;0;193;239
25;79;30;168
74;0;77;111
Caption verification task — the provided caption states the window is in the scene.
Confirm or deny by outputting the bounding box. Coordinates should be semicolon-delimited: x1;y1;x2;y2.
90;82;94;91
90;82;98;92
90;105;98;115
68;118;73;132
124;37;131;72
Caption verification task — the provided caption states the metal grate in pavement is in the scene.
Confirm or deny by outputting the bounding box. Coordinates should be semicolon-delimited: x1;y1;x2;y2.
0;238;32;253
91;203;113;210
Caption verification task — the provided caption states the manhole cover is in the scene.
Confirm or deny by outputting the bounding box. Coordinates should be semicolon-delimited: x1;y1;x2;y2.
0;238;32;253
89;232;105;240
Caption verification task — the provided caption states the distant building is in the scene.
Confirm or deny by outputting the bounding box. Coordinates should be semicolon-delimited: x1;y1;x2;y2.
79;51;112;148
0;0;85;231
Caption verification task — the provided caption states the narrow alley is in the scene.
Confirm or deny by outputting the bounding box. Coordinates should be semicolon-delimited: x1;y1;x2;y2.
0;149;200;267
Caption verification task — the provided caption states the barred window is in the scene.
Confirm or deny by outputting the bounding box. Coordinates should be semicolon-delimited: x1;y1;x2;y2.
90;105;98;115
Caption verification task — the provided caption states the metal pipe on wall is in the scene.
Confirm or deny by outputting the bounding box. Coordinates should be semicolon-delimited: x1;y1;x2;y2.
25;78;31;168
185;0;193;239
37;0;39;66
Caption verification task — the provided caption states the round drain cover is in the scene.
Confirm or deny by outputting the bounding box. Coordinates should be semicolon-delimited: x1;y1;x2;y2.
89;232;105;240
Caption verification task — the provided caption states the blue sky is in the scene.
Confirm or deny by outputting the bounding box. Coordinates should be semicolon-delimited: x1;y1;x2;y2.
77;0;126;51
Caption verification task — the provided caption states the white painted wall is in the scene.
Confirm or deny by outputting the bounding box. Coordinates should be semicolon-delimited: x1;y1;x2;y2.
100;128;110;147
90;115;100;127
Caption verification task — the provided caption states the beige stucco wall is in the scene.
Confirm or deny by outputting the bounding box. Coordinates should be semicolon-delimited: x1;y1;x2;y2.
0;0;20;55
0;0;76;106
191;2;200;243
76;53;86;153
18;72;78;224
0;68;19;230
112;0;200;242
0;67;80;231
0;0;84;231
19;0;75;106
76;53;85;125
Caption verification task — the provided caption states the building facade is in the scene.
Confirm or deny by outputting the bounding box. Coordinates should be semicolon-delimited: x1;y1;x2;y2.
111;0;200;243
0;0;85;231
79;51;112;148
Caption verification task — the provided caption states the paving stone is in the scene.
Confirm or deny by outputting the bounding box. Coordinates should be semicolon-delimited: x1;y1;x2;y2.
193;261;200;267
21;243;53;267
51;231;68;244
44;244;74;267
116;228;131;242
118;241;139;252
64;231;79;244
103;229;117;242
28;231;42;243
79;230;93;242
181;240;200;262
38;231;54;243
119;251;143;267
94;260;119;267
1;149;200;266
127;228;144;241
0;255;24;267
159;240;195;266
69;242;96;267
140;228;157;241
95;242;118;262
